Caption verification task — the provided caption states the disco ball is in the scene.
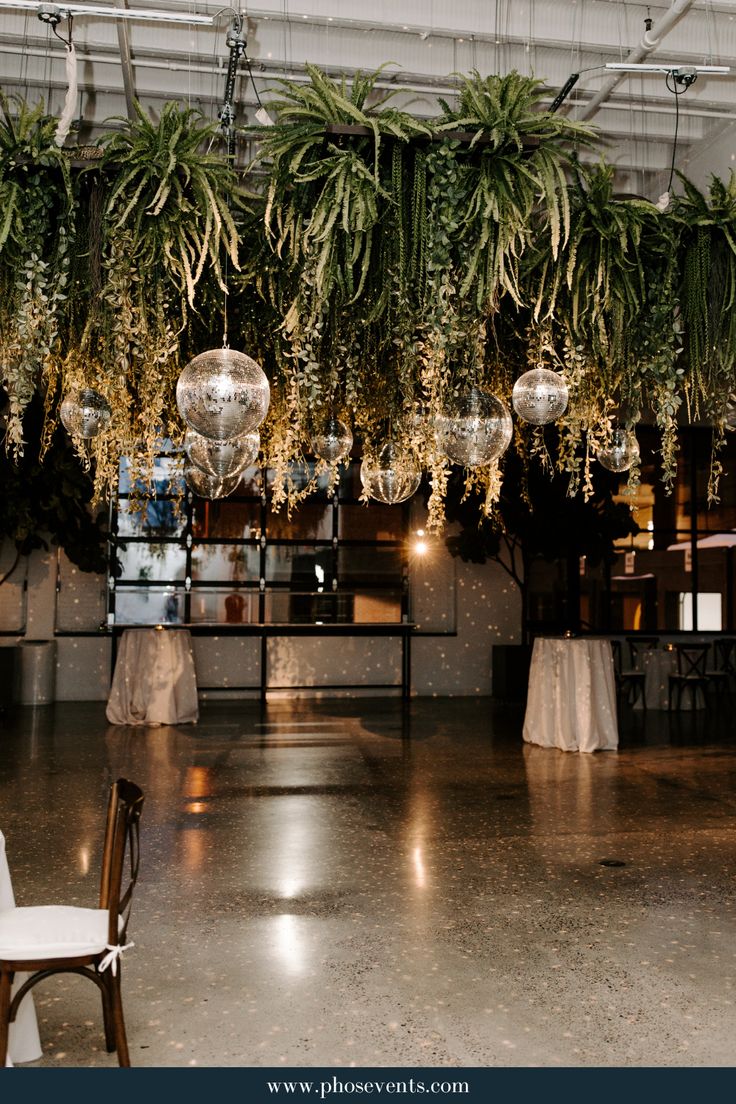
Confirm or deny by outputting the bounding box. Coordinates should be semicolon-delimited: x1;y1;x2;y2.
436;387;513;467
184;463;240;500
60;388;111;439
597;428;640;473
511;368;569;425
176;348;270;441
360;442;421;504
310;417;353;463
185;428;260;479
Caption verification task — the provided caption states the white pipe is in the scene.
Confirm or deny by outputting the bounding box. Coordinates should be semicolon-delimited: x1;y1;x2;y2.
54;40;77;145
577;0;696;121
0;1;213;24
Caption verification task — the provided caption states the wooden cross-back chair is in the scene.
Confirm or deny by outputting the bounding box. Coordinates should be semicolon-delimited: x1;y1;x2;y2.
668;645;711;711
0;778;144;1067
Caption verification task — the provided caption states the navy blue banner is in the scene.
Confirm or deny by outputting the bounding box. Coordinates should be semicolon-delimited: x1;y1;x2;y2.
11;1066;735;1104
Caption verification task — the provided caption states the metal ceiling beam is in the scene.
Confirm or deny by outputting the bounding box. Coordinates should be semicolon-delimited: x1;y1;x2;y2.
575;0;697;121
114;0;136;119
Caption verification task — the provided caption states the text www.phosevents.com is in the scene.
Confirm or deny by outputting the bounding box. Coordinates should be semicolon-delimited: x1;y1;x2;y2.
267;1078;470;1099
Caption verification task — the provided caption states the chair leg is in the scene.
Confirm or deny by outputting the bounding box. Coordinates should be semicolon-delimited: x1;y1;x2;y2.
0;967;13;1068
101;975;116;1053
108;968;131;1067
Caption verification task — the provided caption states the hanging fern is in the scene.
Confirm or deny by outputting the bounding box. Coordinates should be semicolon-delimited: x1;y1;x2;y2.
101;101;242;306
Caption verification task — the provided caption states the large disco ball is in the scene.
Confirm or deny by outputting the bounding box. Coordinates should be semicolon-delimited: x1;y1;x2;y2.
176;348;270;441
311;417;353;463
436;386;513;467
597;428;640;473
60;388;111;439
360;442;421;504
512;368;569;425
184;463;240;500
185;428;260;479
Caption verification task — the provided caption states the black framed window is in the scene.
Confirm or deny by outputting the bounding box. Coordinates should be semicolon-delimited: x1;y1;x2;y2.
109;456;410;627
525;425;736;636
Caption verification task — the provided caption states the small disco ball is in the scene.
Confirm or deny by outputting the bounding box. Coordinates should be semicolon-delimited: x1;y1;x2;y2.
436;386;513;467
512;368;569;425
597;428;640;473
184;463;240;500
360;441;421;504
185;428;260;480
60;388;111;439
310;417;353;463
176;348;270;441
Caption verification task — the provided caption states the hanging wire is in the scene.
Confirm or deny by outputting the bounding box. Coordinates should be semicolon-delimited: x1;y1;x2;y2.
665;70;692;194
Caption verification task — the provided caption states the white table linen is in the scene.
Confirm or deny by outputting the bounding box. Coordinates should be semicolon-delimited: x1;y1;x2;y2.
0;830;43;1065
523;637;619;753
106;628;199;725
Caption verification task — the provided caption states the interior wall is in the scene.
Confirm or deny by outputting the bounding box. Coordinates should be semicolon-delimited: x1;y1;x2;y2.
0;539;522;701
679;119;736;193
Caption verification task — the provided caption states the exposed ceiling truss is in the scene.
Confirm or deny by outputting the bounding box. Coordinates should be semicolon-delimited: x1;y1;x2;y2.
3;1;736;195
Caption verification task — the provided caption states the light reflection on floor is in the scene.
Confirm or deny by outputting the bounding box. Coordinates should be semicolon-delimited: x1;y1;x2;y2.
0;696;735;1067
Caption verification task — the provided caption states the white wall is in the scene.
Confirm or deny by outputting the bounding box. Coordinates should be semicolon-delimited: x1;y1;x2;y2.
0;536;522;701
678;120;736;193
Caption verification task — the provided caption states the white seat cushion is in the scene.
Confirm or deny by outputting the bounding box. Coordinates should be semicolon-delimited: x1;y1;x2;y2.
0;906;110;961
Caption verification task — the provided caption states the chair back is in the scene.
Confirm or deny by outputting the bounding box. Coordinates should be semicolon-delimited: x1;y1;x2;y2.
674;645;709;678
99;779;144;946
610;639;623;675
714;637;736;673
626;636;659;670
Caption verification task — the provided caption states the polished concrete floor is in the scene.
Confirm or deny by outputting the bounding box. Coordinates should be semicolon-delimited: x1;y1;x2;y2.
0;696;735;1068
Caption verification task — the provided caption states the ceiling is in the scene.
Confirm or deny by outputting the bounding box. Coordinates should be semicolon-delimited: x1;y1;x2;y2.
3;0;736;197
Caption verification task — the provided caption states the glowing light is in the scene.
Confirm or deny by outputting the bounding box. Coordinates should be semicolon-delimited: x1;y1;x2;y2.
414;540;429;556
273;914;305;973
413;846;426;889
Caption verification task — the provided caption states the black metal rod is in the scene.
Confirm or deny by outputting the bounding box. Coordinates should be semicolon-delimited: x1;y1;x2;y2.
549;73;580;113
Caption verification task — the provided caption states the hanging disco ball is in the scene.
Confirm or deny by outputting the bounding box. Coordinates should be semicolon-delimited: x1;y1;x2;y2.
60;388;111;439
185;428;260;480
310;417;353;463
184;463;241;500
511;368;569;425
597;428;640;473
360;442;421;504
176;348;270;441
436;386;513;467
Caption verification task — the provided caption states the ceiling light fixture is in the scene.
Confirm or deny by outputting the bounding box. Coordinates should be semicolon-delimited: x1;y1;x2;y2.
605;63;730;75
0;1;214;24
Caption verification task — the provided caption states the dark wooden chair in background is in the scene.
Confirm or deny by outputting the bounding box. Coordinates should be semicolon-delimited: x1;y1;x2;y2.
0;778;144;1067
609;640;644;706
668;644;711;711
708;638;736;697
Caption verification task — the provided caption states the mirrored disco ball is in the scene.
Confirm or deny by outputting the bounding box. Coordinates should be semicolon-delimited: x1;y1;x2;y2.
436;387;513;466
311;417;353;463
512;368;569;425
176;348;270;441
184;463;240;500
185;428;260;479
598;429;640;472
60;388;111;439
360;442;421;504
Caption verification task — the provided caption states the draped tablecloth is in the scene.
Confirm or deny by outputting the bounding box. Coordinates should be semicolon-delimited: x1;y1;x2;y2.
106;628;199;725
523;637;619;753
0;830;43;1065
